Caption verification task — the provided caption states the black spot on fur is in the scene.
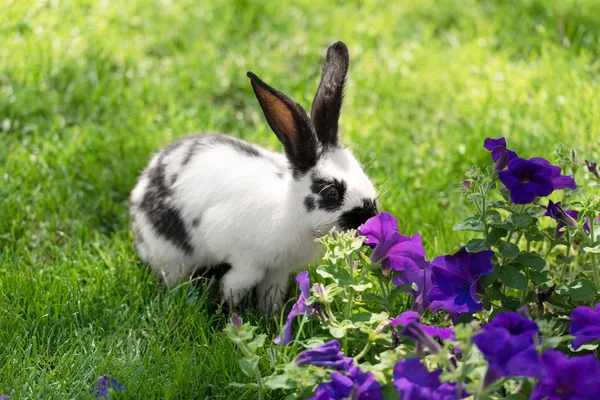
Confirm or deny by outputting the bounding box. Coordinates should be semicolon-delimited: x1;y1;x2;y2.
304;196;316;212
170;173;178;185
191;217;201;228
191;263;232;281
182;134;261;166
338;199;378;230
140;143;193;254
310;174;347;211
276;172;284;179
293;169;305;180
182;137;202;166
209;135;261;157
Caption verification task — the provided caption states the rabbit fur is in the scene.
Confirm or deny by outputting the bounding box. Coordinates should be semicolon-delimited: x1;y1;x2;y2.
130;41;378;313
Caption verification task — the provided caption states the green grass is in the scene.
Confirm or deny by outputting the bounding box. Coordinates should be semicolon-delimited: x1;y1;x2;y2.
1;0;600;397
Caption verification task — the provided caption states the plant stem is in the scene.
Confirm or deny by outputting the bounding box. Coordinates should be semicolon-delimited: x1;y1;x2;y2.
590;217;600;288
293;314;309;345
343;287;355;353
377;275;389;299
559;234;571;283
354;341;371;361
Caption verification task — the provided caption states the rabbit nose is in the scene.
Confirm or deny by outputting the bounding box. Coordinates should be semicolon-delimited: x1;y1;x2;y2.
337;198;378;230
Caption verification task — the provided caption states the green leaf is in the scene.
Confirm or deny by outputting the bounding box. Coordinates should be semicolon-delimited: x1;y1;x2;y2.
499;242;520;259
465;238;486;252
349;283;372;292
247;334;267;353
453;217;484;232
584;245;600;254
238;355;260;377
529;270;550;285
498;265;528;291
566;279;598;301
360;293;389;307
479;265;498;287
509;214;533;227
516;252;546;271
316;264;352;285
543;335;574;350
466;229;506;252
264;374;296;390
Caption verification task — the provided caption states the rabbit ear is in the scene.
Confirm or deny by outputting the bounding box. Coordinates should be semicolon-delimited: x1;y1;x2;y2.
310;41;349;147
247;72;318;173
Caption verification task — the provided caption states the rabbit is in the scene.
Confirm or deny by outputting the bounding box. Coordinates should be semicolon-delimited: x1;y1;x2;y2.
130;41;378;313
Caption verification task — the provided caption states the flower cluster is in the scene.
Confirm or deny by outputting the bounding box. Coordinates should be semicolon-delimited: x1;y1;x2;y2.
225;137;600;400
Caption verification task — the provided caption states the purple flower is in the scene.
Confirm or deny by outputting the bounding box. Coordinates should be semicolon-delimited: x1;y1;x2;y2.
531;349;600;400
393;358;468;400
392;261;433;313
428;248;494;323
545;200;578;229
498;158;555;204
586;160;600;180
358;213;427;272
310;366;383;400
484;137;518;170
0;396;9;400
295;340;353;371
486;311;539;337
92;376;126;399
275;272;319;346
392;311;455;353
531;157;576;190
570;304;600;350
473;312;543;386
358;213;432;312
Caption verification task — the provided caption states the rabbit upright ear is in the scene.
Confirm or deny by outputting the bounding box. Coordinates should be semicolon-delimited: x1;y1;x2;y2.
310;41;349;147
247;72;318;173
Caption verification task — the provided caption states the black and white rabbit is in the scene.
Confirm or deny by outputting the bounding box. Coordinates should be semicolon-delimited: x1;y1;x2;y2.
130;41;378;312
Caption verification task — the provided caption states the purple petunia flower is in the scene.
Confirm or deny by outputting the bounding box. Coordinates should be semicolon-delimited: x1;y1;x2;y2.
531;349;600;400
0;396;9;400
428;248;494;323
393;358;468;400
391;311;455;353
310;366;383;400
530;157;577;190
358;213;427;272
545;201;599;239
92;376;126;399
473;312;543;386
295;340;354;371
498;158;555;204
358;213;432;312
569;304;600;350
275;272;320;346
545;200;578;229
484;137;518;170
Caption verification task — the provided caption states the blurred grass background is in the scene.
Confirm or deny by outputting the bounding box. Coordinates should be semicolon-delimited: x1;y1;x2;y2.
1;0;599;398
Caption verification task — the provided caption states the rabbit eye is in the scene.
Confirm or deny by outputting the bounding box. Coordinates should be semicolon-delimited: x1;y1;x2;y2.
323;185;340;201
310;175;347;212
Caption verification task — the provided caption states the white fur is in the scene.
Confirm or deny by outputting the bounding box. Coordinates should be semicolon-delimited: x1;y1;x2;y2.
130;135;376;312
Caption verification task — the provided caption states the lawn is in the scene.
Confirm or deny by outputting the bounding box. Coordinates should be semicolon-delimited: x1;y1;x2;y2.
1;0;600;398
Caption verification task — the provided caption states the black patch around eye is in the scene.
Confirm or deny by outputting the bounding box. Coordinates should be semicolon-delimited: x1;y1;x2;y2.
338;198;378;230
304;196;316;212
310;175;347;211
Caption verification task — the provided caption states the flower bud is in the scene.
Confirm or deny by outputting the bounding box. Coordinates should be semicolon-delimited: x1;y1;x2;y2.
585;160;600;180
